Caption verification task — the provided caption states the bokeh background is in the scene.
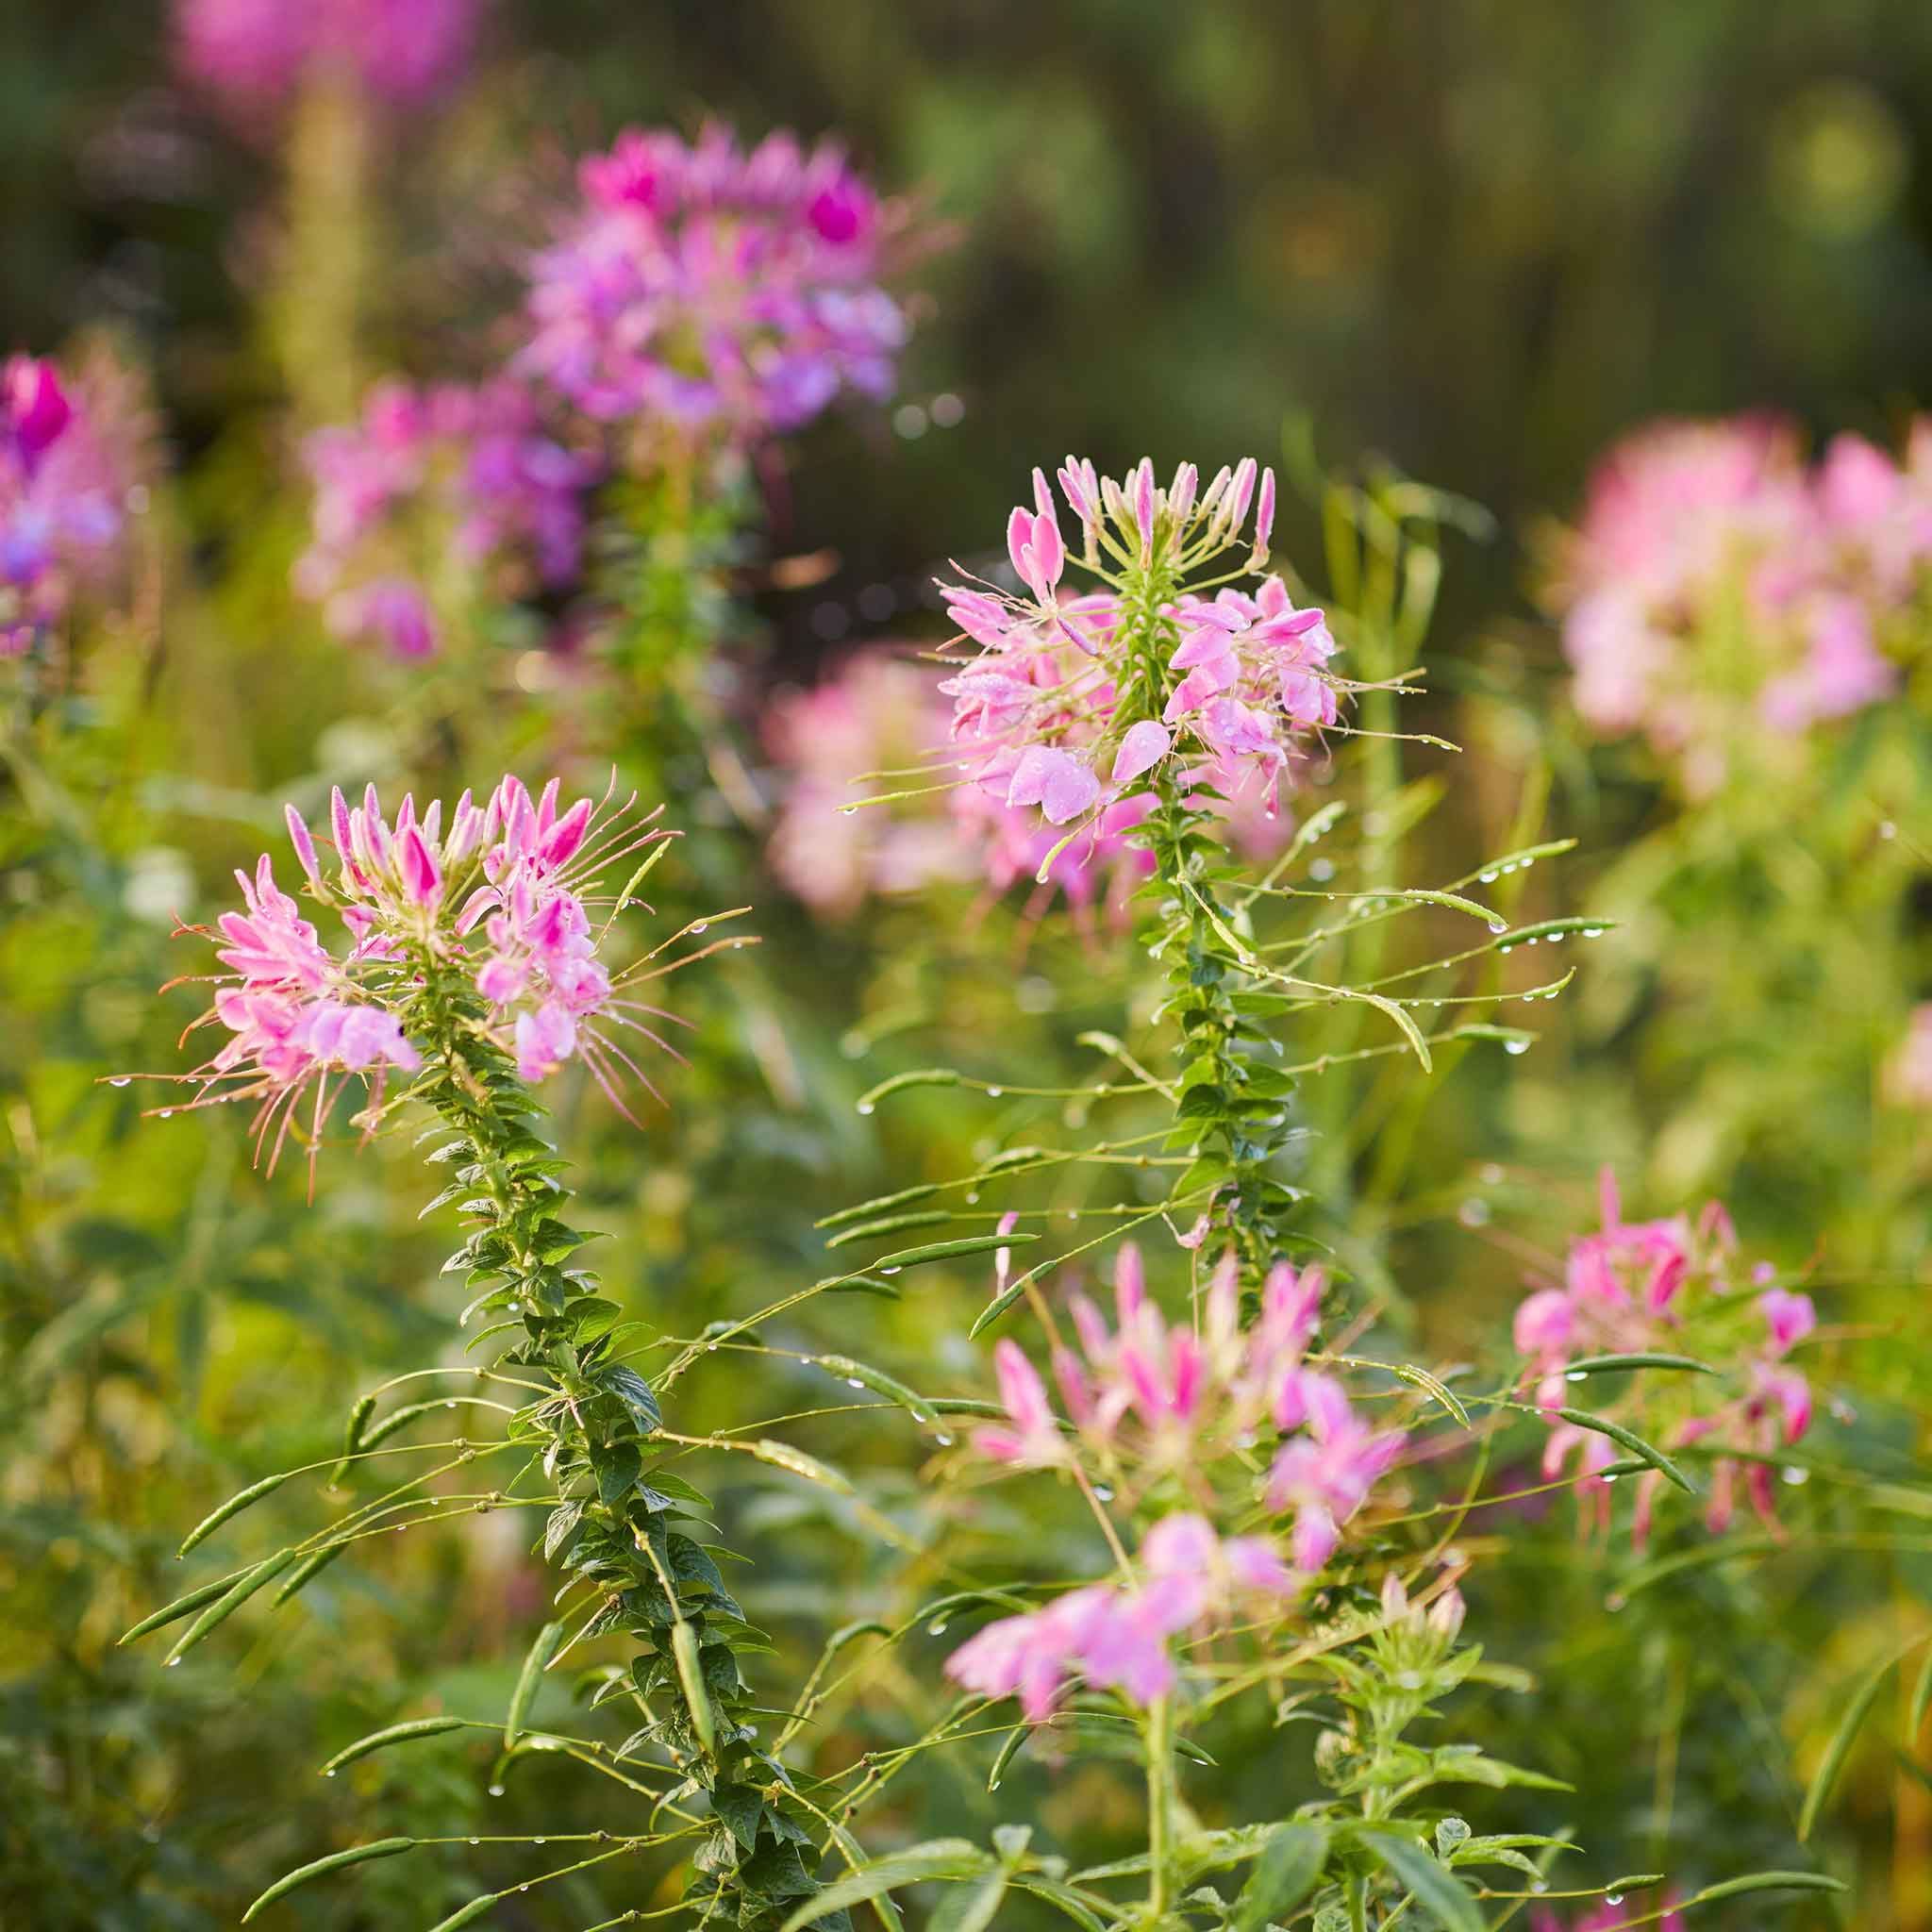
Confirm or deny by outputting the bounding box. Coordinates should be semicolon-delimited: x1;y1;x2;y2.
9;0;1932;646
5;5;1932;1930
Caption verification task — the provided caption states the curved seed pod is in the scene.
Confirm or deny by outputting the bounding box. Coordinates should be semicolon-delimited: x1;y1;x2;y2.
320;1715;468;1778
163;1549;299;1665
328;1393;378;1486
118;1566;248;1645
505;1620;564;1753
242;1840;416;1922
177;1472;290;1558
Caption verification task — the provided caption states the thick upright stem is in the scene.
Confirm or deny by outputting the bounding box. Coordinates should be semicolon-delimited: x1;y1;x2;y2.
398;955;837;1930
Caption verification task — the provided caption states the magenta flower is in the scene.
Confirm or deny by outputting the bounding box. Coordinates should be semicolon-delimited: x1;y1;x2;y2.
2;354;133;657
936;458;1341;855
175;0;478;118
1266;1373;1406;1572
520;123;908;446
1515;1170;1820;1546
1548;412;1932;778
296;377;595;658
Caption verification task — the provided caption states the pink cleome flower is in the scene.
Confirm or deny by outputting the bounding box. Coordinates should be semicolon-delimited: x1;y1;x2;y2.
971;1244;1401;1579
1549;413;1932;779
936;458;1341;861
148;775;680;1170
1514;1169;1818;1546
175;0;478;118
295;377;596;658
943;1511;1299;1722
520;123;909;445
1;355;133;657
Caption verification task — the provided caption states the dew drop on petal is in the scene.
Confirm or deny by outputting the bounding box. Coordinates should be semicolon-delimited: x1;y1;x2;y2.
1488;922;1507;935
109;1076;132;1088
986;1086;1003;1097
856;1102;874;1116
1478;870;1498;883
489;1784;506;1797
846;1377;865;1390
690;922;708;935
1606;1895;1624;1907
927;1620;948;1636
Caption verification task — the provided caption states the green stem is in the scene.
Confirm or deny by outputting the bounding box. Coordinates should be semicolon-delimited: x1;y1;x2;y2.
396;954;835;1930
1143;1692;1176;1923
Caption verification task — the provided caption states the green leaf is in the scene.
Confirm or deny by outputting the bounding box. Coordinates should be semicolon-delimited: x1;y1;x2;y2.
1232;1822;1330;1930
1009;1879;1108;1931
505;1620;564;1753
1799;1642;1910;1840
1910;1640;1932;1743
599;1364;662;1435
242;1840;416;1921
929;1873;1008;1932
1356;1828;1483;1932
176;1472;291;1558
1551;1405;1696;1493
319;1716;467;1777
778;1844;993;1932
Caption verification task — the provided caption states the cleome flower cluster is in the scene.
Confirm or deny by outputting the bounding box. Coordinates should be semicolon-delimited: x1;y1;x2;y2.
937;458;1341;858
2;355;134;657
944;1245;1404;1721
520;123;908;445
160;774;674;1161
1514;1169;1818;1546
175;0;477;119
1548;414;1932;787
295;377;596;658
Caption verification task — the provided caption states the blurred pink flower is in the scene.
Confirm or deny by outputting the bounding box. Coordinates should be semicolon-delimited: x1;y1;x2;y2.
1515;1169;1818;1545
1;354;133;656
1884;1004;1932;1108
175;0;478;116
296;376;595;658
521;123;908;444
943;1512;1299;1722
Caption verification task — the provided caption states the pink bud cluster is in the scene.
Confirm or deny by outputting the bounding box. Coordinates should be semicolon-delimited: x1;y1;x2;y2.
974;1244;1402;1573
175;0;477;118
938;458;1340;850
161;774;673;1162
943;1511;1297;1723
2;356;132;657
297;378;596;659
520;124;907;444
1513;1169;1818;1545
1551;415;1932;786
